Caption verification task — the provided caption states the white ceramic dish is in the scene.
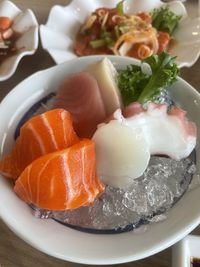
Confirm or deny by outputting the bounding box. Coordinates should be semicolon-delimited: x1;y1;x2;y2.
0;0;38;81
40;0;200;68
172;235;200;267
0;55;200;264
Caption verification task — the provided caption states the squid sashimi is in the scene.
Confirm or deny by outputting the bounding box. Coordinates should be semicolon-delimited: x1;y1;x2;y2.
122;102;197;160
14;139;105;210
0;109;79;179
92;120;150;188
87;58;123;116
53;72;106;138
93;102;196;188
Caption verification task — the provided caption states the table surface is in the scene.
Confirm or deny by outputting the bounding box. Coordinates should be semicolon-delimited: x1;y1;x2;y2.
0;1;200;266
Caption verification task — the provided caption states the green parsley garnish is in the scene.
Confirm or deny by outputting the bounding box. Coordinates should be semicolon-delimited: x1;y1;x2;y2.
117;52;179;105
151;6;182;35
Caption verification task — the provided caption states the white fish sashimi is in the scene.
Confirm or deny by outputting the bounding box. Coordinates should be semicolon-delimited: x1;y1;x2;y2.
87;58;123;116
92;120;150;188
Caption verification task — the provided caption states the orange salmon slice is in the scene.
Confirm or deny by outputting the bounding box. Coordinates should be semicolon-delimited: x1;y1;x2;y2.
0;109;79;180
14;139;105;210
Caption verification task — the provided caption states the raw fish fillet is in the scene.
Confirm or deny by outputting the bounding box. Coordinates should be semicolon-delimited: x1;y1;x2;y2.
53;72;107;138
93;120;150;188
87;58;123;116
0;109;79;179
14;139;105;210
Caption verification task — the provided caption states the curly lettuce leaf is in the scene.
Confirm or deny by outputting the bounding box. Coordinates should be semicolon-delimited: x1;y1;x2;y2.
138;52;179;103
117;65;149;106
151;6;182;35
117;52;179;105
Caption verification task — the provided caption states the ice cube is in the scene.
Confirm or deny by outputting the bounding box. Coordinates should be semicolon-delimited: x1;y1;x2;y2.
46;156;196;232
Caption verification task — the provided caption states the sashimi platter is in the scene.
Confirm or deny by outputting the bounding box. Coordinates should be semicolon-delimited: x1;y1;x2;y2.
0;52;198;233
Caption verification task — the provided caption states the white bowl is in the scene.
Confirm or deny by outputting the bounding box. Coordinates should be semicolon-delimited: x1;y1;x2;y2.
40;0;200;68
0;56;200;264
0;0;38;81
172;235;200;267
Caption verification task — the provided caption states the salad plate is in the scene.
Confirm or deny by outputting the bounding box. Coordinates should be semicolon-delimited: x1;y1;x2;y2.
0;55;200;264
0;0;38;81
40;0;200;67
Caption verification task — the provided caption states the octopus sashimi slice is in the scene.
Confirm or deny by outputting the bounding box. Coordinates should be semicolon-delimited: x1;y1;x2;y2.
53;72;107;138
121;102;197;160
14;139;105;211
0;109;79;180
93;102;197;188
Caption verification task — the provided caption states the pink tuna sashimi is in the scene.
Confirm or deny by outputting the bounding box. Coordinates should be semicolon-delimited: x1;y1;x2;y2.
53;72;107;138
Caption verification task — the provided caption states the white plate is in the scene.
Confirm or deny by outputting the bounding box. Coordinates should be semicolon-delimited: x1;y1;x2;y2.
40;0;200;68
0;56;200;264
172;235;200;267
0;0;38;81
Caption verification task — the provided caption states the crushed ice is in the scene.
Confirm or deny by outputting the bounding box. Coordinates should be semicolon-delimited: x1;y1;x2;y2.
33;156;196;232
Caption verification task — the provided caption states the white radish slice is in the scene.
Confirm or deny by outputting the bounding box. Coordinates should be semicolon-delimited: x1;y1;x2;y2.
87;58;122;116
92;120;150;188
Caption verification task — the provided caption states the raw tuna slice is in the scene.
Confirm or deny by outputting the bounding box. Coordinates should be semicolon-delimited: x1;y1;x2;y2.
54;72;107;138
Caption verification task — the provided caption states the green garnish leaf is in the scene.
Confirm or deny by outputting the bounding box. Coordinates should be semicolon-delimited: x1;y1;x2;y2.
90;39;106;48
90;28;115;49
116;1;124;16
138;52;179;103
117;52;179;105
114;25;120;39
151;6;182;35
100;28;113;43
118;65;149;106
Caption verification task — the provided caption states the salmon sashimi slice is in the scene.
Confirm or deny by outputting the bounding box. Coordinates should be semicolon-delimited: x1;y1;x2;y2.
14;139;105;210
53;72;107;138
0;109;79;180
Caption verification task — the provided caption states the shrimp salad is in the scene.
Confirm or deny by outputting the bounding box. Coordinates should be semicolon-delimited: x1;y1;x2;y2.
74;1;181;60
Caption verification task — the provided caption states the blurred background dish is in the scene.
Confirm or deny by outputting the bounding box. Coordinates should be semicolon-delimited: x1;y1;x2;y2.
0;0;38;81
40;0;200;67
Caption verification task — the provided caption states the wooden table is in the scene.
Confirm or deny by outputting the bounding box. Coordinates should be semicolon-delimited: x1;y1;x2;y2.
0;1;200;266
